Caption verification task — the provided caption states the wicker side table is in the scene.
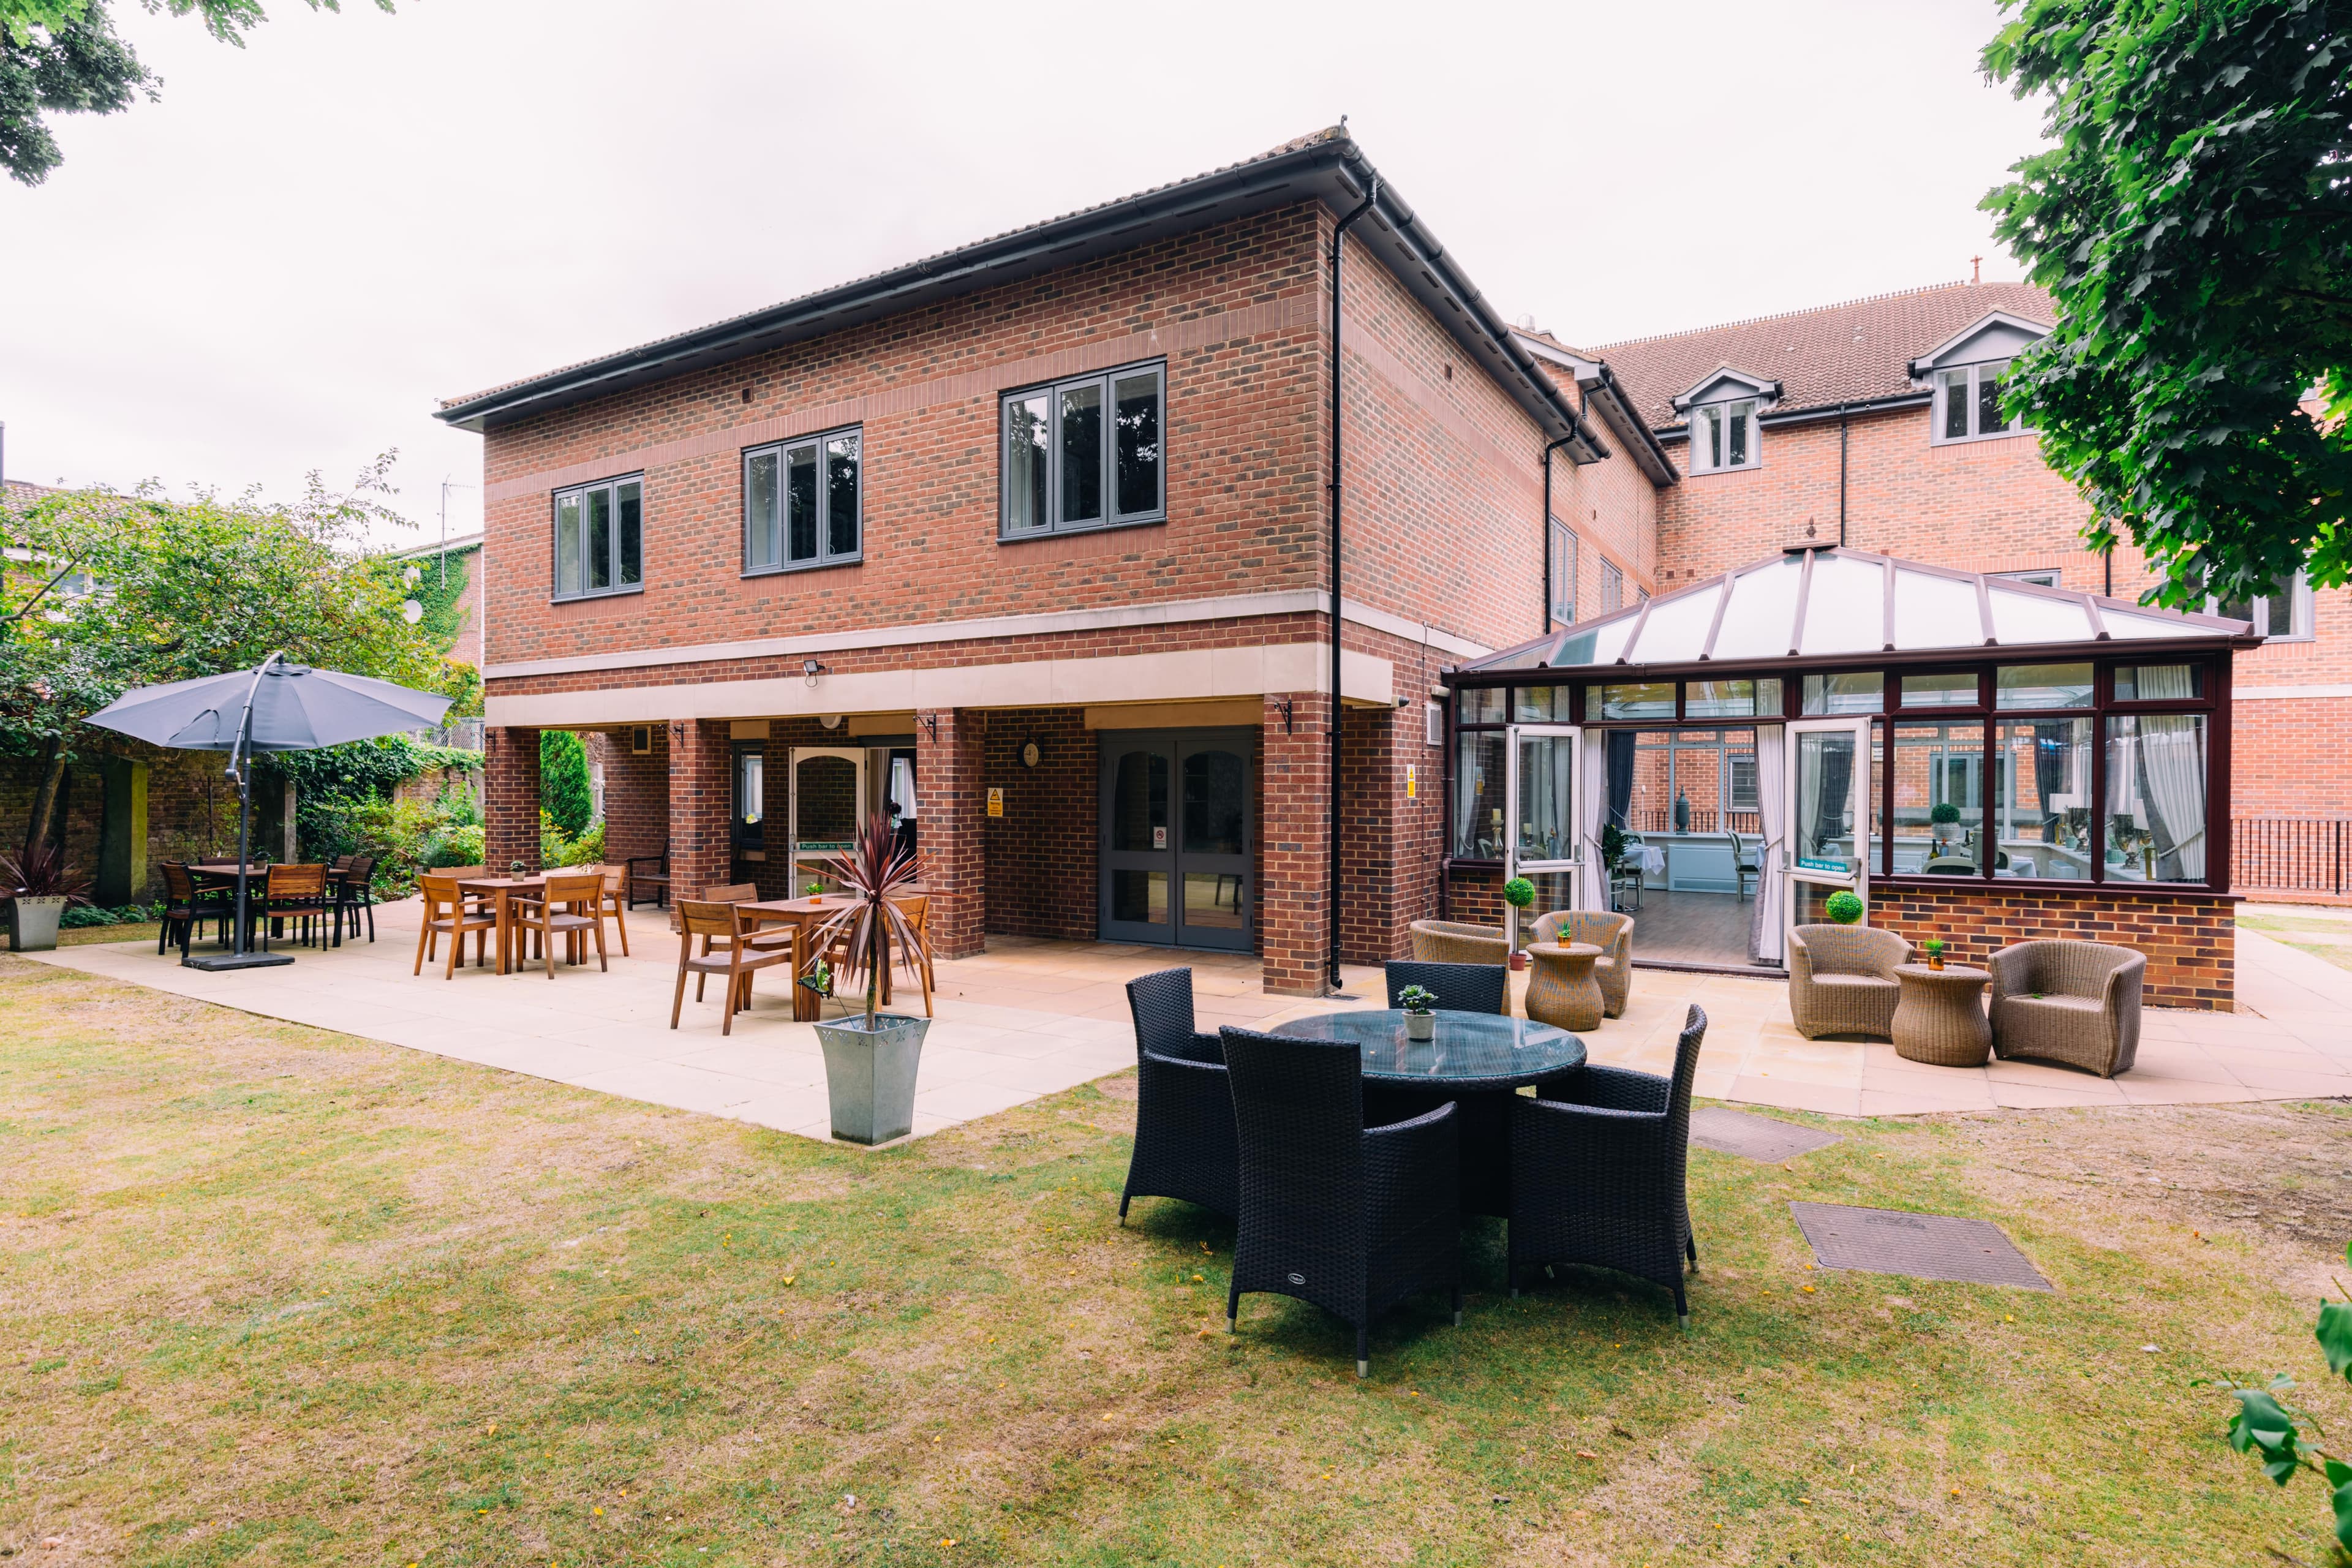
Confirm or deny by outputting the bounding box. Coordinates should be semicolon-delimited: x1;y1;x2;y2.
1890;963;1992;1067
1525;942;1605;1032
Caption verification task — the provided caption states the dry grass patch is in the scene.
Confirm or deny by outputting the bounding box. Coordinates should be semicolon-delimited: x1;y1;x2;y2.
0;954;2344;1566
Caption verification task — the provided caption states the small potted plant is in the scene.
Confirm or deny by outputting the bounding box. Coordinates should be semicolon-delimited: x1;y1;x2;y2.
803;878;824;899
1396;984;1439;1041
1501;875;1537;969
1921;936;1947;971
809;815;928;1145
1824;889;1865;926
2;845;91;953
1929;801;1962;844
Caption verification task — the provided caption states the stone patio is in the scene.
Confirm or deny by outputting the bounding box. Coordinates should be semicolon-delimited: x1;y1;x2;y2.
22;899;2350;1140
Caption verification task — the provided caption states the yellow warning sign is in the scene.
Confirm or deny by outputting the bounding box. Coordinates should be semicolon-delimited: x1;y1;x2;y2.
1405;764;1417;800
986;787;1005;818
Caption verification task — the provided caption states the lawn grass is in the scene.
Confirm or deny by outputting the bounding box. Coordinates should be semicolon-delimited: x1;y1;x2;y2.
2240;908;2352;974
1;953;2344;1566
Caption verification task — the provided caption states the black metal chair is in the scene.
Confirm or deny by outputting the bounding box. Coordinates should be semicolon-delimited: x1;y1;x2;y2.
1219;1024;1461;1379
1509;1004;1708;1325
331;853;378;945
1118;968;1238;1223
1382;960;1507;1016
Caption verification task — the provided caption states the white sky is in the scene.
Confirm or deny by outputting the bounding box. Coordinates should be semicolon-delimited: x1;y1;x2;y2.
0;0;2043;546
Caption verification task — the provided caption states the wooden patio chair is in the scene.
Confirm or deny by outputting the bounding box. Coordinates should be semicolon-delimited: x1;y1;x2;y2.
510;872;610;978
415;872;496;978
889;894;935;1017
157;861;228;958
627;845;672;910
255;862;330;951
670;899;793;1035
584;864;630;957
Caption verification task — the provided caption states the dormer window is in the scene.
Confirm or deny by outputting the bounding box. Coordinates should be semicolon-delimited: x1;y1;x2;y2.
1911;310;2049;447
1936;360;2024;443
1672;366;1777;477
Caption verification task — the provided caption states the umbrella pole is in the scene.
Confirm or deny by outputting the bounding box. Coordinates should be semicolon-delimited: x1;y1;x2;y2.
184;654;294;972
232;748;252;957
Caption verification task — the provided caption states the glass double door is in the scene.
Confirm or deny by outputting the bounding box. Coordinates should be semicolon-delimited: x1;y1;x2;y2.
1099;730;1253;951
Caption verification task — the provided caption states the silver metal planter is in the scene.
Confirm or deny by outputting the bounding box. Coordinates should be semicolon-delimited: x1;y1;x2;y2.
815;1012;929;1145
7;896;64;952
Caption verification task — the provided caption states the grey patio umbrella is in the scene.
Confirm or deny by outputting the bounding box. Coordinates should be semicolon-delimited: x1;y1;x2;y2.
83;652;454;970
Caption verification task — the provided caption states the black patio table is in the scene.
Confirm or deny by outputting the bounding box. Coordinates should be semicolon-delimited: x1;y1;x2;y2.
1272;1009;1586;1218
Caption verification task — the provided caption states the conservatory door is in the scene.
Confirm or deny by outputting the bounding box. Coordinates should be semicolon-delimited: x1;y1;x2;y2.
1504;724;1583;939
789;747;866;891
1784;718;1873;928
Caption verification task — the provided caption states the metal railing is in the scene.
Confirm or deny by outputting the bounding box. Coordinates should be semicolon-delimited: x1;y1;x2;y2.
1626;808;1763;836
2233;817;2351;895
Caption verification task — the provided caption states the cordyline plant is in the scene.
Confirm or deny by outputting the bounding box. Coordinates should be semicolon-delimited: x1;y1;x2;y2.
2206;1240;2352;1563
810;814;922;1030
0;843;88;903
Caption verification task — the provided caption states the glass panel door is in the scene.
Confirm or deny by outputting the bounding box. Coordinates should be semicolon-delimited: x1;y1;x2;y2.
1505;724;1582;943
1175;737;1251;951
1100;738;1174;944
1784;718;1872;927
789;747;865;892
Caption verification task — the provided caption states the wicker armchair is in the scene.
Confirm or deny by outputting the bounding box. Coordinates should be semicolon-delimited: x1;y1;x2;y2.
1117;968;1238;1223
1787;924;1912;1039
1529;909;1634;1017
1219;1025;1461;1379
1988;940;2146;1077
1382;960;1506;1016
1510;1005;1708;1325
1408;919;1509;965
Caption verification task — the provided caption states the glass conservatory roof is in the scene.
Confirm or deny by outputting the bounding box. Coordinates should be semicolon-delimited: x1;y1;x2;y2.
1466;548;2252;674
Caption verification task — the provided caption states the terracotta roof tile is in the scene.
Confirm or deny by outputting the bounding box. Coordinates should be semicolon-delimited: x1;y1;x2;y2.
1591;281;2054;431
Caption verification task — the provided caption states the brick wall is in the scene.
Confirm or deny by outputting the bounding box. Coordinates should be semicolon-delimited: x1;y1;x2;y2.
915;709;985;960
981;708;1096;942
1868;883;2234;1010
1261;690;1334;995
1;743;234;902
599;724;668;870
484;726;540;872
666;720;731;901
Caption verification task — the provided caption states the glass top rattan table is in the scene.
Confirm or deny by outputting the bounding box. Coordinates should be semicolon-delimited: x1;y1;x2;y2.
1270;1009;1586;1090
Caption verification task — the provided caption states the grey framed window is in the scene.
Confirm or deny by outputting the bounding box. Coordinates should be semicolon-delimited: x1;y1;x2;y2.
1934;361;2025;443
1001;361;1164;537
1602;559;1624;612
552;474;644;601
744;426;861;573
1548;519;1577;625
1687;399;1759;473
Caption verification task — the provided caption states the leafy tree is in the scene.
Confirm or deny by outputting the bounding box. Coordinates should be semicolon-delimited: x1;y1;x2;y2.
0;457;479;861
1981;0;2352;608
540;729;594;841
1;0;391;186
2207;1240;2352;1561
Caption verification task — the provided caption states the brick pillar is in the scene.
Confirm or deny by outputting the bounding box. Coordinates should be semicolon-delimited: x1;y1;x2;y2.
1339;704;1399;964
484;726;541;872
915;707;986;959
1261;690;1333;996
668;718;731;900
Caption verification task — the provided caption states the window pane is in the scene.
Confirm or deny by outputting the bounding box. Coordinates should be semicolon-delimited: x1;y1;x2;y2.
1801;671;1883;715
1109;749;1168;853
1599;682;1675;720
1992;718;2091;878
1793;728;1861;875
1461;687;1506;726
1453;730;1507;858
1695;405;1720;470
1727;401;1752;466
1976;361;2007;434
736;751;765;827
554;494;581;597
826;434;859;557
1899;671;1978;708
1756;677;1782;716
1515;685;1563;722
2116;664;2202;701
1686;679;1756;718
1548;523;1574;623
2267;587;2296;637
745;452;780;570
786;445;819;562
1995;663;2092;709
1182;872;1244;931
1602;560;1623;611
1514;732;1576;862
616;481;641;586
1892;720;1986;875
1058;380;1103;524
1181;749;1246;856
1942;369;1970;439
1005;393;1050;532
586;488;612;592
2106;714;2209;882
1113;371;1161;517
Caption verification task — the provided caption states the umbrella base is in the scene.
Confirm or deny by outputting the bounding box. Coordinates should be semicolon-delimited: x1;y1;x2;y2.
183;951;296;972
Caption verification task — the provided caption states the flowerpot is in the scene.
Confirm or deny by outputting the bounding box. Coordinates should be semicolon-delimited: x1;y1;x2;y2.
815;1012;929;1145
1927;956;1945;971
1507;950;1528;973
1404;1011;1436;1042
7;896;64;952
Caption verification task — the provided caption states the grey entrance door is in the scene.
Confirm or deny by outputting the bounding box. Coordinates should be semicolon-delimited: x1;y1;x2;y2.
1098;729;1253;951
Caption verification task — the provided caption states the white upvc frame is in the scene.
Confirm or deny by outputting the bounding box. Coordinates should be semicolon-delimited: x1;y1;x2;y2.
1686;398;1761;473
1784;717;1874;929
1504;723;1583;946
2209;570;2315;643
788;745;867;889
1931;360;2026;445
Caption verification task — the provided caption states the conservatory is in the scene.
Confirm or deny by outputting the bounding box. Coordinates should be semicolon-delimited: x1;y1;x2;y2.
1442;546;2256;995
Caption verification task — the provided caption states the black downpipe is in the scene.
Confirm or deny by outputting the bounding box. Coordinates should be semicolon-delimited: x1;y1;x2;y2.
1837;404;1850;547
1327;176;1379;993
1540;433;1577;627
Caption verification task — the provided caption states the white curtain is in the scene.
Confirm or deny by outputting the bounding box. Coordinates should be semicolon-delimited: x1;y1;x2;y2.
1578;729;1608;911
1751;724;1788;962
2136;715;2208;881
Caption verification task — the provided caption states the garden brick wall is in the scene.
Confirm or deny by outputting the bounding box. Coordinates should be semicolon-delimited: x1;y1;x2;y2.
915;709;986;961
666;721;731;903
1869;884;2234;1011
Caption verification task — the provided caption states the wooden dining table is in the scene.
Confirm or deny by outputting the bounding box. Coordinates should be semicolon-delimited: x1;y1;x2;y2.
457;873;548;976
737;895;861;1021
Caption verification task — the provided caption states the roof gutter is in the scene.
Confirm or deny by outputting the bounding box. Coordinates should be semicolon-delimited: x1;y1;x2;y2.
1649;389;1931;440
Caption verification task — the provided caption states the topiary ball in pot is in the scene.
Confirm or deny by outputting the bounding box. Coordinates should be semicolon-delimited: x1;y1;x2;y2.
1930;801;1962;827
1824;890;1865;925
1501;876;1536;910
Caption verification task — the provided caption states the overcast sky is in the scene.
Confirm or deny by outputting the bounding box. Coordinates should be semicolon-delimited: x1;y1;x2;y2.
0;0;2043;546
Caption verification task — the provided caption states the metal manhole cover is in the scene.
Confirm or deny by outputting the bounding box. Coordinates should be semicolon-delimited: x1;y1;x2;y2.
1691;1107;1841;1163
1790;1202;2053;1291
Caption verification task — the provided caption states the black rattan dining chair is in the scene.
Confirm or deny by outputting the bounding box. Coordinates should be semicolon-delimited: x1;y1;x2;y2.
1508;1004;1708;1326
331;853;378;945
1118;968;1238;1223
1382;960;1507;1016
1219;1024;1461;1379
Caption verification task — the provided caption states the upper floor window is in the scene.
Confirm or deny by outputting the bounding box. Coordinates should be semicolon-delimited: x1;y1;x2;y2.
745;428;862;575
2214;571;2314;642
1936;360;2024;443
552;475;643;601
1687;399;1759;473
1002;361;1164;537
1994;567;2061;589
1548;519;1577;626
1602;559;1624;612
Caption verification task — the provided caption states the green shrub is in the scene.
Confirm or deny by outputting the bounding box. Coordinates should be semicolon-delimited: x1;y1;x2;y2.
58;903;158;929
1824;890;1865;924
539;812;607;868
1501;876;1537;909
1930;801;1962;826
540;731;594;840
